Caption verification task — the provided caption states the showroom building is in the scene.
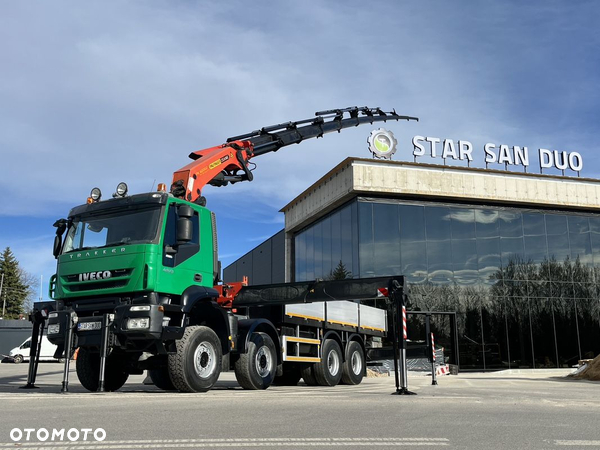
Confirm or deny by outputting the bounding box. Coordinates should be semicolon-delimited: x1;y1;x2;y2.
224;154;600;370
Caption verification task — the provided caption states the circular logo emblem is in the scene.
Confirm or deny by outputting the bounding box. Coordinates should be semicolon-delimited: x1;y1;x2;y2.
368;128;397;159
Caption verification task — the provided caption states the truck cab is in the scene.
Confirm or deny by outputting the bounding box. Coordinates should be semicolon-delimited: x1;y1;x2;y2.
47;186;231;392
53;190;216;302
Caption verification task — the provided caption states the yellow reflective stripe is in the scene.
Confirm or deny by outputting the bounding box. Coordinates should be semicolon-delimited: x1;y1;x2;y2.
286;312;324;322
284;336;321;344
284;356;321;362
360;325;386;332
327;319;358;327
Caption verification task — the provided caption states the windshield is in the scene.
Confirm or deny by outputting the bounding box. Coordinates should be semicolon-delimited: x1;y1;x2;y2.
63;206;163;253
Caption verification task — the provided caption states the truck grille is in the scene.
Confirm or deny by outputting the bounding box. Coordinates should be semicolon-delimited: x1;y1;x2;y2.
62;269;133;293
67;280;129;292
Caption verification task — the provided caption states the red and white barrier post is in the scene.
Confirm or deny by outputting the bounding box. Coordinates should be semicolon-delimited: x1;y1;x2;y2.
431;332;438;386
402;306;408;341
389;280;416;395
399;305;409;389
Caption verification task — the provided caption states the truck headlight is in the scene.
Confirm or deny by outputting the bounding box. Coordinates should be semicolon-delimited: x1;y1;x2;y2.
127;318;150;330
48;324;60;334
130;305;151;312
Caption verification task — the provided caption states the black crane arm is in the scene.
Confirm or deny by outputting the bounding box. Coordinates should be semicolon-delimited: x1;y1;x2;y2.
226;106;418;157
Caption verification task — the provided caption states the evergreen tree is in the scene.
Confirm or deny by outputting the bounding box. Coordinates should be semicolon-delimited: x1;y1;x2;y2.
0;247;30;319
328;260;352;280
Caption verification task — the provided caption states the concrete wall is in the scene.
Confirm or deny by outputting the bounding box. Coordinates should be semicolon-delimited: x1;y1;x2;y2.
352;161;600;210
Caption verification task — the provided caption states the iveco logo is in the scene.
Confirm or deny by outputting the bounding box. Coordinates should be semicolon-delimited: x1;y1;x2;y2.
78;271;112;282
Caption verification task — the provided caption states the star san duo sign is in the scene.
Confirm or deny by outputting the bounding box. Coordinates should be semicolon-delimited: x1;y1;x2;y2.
368;129;584;176
412;135;583;175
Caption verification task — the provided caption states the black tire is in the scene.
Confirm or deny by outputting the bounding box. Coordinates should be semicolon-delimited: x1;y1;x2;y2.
301;365;318;385
235;332;277;390
13;354;24;364
274;364;302;386
341;341;365;385
314;339;343;386
76;348;129;392
168;326;222;393
148;367;176;390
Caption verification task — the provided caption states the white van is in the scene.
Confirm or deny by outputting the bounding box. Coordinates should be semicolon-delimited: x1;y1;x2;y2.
9;336;59;364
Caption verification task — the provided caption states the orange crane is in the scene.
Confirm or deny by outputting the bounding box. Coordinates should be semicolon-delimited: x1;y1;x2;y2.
171;106;418;204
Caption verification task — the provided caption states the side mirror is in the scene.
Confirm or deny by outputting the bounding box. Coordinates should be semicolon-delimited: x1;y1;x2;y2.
53;218;68;259
53;235;62;259
53;219;68;236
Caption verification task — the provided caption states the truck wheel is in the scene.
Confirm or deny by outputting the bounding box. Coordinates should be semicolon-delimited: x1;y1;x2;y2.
168;326;222;392
76;348;129;392
301;365;318;385
148;367;175;390
274;364;302;386
234;332;276;390
13;354;24;364
341;341;365;385
313;339;343;386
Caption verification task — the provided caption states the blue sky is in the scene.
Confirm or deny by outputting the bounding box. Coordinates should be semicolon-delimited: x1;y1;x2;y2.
1;1;599;301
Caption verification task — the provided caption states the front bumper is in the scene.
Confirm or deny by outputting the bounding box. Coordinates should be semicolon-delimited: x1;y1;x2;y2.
47;304;184;350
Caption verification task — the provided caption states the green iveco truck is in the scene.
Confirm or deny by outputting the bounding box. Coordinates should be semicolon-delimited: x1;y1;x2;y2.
43;108;415;392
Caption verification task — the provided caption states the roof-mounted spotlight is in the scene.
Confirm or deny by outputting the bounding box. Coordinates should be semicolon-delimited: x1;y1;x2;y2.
88;187;102;203
113;182;128;198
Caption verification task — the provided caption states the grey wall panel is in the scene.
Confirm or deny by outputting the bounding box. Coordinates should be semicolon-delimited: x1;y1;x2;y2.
0;320;33;357
236;253;253;283
223;264;237;283
222;229;286;286
252;240;272;285
271;230;286;283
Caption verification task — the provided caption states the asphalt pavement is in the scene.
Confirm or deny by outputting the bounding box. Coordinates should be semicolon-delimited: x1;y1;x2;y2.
0;363;598;449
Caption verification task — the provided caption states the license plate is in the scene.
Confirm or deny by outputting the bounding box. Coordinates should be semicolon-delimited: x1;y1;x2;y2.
77;321;102;331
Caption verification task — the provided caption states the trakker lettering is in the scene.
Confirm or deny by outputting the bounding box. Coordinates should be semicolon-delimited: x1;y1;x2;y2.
78;271;112;282
69;248;126;259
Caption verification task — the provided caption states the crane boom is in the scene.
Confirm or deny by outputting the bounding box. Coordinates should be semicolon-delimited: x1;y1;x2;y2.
171;106;418;203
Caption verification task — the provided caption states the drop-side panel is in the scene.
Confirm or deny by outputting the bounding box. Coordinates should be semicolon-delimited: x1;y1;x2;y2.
327;301;359;327
285;303;325;321
360;304;387;332
283;301;387;333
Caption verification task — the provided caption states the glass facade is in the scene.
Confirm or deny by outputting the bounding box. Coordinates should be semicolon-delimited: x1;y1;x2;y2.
295;202;359;282
294;197;600;370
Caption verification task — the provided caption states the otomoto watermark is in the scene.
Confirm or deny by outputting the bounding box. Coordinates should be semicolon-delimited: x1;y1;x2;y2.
10;428;106;442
